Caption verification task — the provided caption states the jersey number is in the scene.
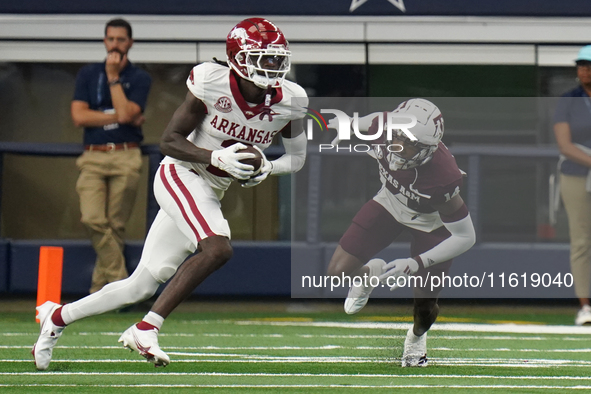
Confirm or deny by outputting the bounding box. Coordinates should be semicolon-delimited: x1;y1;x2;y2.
444;186;460;202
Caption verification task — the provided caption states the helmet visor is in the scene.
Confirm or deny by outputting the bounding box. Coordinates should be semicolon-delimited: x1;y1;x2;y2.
235;44;291;87
389;131;428;160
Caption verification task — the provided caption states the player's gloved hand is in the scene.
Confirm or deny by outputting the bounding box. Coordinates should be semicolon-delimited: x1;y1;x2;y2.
378;258;420;291
241;146;272;188
210;143;255;180
328;116;352;146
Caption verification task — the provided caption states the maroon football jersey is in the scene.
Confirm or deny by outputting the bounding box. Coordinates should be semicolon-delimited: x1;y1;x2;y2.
374;142;463;213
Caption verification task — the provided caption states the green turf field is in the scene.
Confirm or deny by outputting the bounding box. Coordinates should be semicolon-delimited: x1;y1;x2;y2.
1;300;591;393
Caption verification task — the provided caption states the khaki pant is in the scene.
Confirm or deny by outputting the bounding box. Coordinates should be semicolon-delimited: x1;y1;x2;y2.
76;148;142;293
560;173;591;299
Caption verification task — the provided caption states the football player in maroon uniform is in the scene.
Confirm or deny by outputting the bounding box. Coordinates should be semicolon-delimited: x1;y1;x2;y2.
327;99;475;367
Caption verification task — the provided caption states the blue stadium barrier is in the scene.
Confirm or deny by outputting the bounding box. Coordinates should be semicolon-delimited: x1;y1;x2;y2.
7;240;292;296
194;242;291;295
9;240;144;294
2;239;577;298
0;239;9;293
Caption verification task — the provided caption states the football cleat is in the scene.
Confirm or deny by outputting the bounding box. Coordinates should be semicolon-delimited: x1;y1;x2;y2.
118;324;170;367
402;327;428;367
344;281;376;315
575;305;591;326
32;301;65;370
344;258;385;314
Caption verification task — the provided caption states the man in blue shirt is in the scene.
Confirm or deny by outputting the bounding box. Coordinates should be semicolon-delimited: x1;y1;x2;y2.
71;18;151;293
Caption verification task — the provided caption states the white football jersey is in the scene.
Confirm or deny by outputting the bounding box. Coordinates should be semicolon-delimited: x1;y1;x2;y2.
162;62;308;193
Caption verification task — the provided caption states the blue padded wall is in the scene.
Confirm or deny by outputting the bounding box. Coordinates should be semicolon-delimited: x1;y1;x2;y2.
7;240;292;296
0;239;9;292
4;239;575;299
9;240;144;294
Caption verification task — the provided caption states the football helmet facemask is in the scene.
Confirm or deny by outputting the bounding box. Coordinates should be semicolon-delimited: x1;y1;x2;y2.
226;18;291;89
387;98;444;171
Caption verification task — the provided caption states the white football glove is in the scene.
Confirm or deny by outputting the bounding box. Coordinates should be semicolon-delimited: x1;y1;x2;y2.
328;116;352;146
210;143;255;180
240;146;272;188
378;258;420;291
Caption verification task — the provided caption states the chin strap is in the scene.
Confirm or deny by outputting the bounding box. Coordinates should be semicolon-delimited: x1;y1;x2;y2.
259;85;274;121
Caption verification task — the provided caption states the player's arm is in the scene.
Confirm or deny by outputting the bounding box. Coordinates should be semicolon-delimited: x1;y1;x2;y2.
160;91;211;163
379;194;475;287
554;122;591;167
416;194;475;268
71;100;119;128
240;119;306;187
160;91;254;179
266;119;307;175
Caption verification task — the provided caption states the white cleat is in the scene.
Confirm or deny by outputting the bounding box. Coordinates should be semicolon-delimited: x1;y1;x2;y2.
32;301;64;370
118;324;170;367
344;281;376;315
575;305;591;326
402;327;428;367
343;258;385;314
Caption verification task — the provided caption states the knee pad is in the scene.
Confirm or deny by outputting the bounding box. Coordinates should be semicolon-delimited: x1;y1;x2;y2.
144;256;183;283
121;266;163;303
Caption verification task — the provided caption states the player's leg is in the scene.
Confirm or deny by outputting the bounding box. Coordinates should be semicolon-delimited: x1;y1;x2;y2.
150;164;232;319
119;236;231;367
150;235;232;319
412;296;439;337
120;164;232;366
76;151;121;293
64;210;192;322
32;209;192;370
401;226;453;367
326;245;365;277
329;199;405;314
104;148;142;283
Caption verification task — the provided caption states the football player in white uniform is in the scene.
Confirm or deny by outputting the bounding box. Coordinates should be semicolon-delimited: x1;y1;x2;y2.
32;18;308;369
327;99;475;367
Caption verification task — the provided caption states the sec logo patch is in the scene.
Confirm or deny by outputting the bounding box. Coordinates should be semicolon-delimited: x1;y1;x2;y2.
214;96;233;113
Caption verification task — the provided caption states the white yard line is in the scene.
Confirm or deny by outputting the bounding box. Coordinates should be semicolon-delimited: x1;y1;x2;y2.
3;356;591;367
5;345;591;353
5;331;587;340
1;372;591;380
232;320;591;335
1;384;591;389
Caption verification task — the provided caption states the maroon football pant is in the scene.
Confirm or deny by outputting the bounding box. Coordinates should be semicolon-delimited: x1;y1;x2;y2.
339;199;452;299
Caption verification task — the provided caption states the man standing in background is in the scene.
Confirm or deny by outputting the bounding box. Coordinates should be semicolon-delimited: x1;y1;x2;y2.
70;18;152;293
554;45;591;325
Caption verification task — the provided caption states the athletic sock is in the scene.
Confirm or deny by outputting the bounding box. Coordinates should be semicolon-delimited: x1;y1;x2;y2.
51;306;66;327
140;311;164;330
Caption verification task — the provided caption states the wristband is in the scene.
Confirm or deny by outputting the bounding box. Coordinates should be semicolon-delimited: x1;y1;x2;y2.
413;256;426;270
108;79;121;86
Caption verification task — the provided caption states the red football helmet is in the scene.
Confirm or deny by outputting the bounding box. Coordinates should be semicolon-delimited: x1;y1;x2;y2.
226;18;291;89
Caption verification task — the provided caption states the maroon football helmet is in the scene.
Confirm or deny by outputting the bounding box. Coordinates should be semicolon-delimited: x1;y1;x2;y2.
226;18;291;89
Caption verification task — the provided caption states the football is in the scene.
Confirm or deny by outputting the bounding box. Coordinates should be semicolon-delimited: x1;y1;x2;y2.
237;145;262;175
